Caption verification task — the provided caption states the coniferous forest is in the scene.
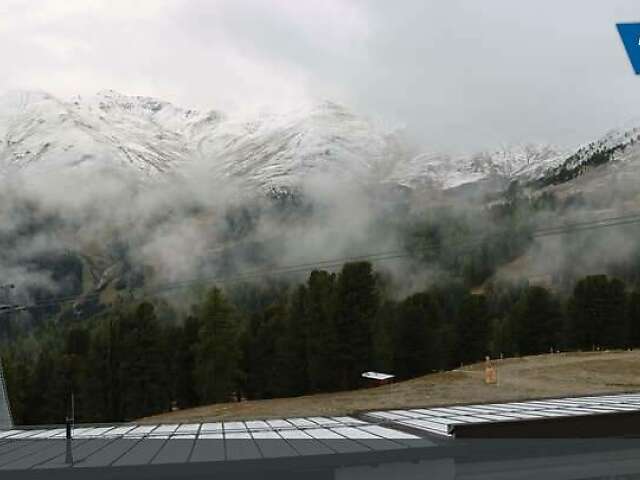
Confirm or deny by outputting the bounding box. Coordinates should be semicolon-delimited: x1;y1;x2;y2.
2;262;640;425
3;184;640;424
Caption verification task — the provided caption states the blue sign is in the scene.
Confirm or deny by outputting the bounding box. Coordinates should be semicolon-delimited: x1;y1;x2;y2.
617;23;640;74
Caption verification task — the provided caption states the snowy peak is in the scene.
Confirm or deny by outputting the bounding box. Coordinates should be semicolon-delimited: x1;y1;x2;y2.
87;90;212;131
93;89;170;112
388;144;567;190
0;89;637;196
194;100;403;189
535;126;640;188
0;90;217;177
0;90;55;112
0;91;403;189
473;144;566;178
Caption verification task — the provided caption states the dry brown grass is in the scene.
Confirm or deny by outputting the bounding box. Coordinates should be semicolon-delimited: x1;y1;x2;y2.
138;350;640;424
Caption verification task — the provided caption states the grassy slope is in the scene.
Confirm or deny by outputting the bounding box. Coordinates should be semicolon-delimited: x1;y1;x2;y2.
139;350;640;423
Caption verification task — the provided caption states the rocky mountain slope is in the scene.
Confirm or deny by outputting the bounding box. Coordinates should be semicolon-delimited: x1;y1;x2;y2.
0;90;402;190
387;144;567;190
0;89;638;195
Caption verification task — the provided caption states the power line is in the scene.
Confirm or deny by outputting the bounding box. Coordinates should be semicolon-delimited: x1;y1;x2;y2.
4;211;640;316
6;213;640;314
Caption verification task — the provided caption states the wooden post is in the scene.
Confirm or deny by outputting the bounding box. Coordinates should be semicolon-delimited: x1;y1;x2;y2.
484;356;497;385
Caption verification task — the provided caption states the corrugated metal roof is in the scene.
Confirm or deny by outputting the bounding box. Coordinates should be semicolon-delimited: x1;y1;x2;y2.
0;417;433;472
366;393;640;437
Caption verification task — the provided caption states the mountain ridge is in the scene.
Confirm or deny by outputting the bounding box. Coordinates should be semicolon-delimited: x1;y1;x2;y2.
0;89;638;195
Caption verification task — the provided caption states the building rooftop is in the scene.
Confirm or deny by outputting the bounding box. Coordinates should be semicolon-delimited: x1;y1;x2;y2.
2;393;640;478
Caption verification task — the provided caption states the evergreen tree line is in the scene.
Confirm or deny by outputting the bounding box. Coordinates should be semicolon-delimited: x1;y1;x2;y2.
2;264;640;425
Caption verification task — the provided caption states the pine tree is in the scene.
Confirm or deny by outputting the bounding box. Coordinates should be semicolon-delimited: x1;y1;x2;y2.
333;262;379;390
394;293;434;378
569;275;627;350
457;294;490;364
194;288;241;404
283;285;310;395
118;302;170;419
84;314;120;421
242;302;288;399
174;315;201;408
60;326;91;422
371;300;397;373
511;286;562;355
305;270;338;392
27;349;68;424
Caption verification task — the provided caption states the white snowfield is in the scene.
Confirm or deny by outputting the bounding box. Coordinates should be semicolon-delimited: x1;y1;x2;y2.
0;89;638;192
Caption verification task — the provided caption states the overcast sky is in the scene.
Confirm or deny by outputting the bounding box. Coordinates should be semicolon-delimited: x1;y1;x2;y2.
0;0;639;151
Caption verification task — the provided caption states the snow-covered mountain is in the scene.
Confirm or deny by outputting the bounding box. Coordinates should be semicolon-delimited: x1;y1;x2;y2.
0;90;403;190
536;126;640;188
387;144;567;190
0;90;200;177
0;89;637;195
194;100;405;190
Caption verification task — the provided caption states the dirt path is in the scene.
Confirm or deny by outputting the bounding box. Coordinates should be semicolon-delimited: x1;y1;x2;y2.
139;350;640;423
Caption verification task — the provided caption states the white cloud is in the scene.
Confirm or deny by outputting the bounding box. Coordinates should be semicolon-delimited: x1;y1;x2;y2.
0;0;639;150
